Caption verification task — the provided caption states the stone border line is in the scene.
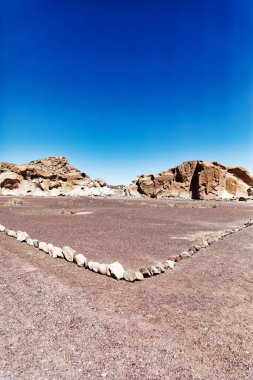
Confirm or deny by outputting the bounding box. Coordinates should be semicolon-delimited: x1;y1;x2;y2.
0;219;252;282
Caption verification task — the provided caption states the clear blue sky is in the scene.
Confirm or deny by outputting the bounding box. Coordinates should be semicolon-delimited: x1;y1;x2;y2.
1;0;252;184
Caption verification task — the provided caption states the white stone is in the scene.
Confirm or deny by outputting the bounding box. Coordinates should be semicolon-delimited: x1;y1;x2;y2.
62;246;75;262
52;246;64;258
108;261;125;280
88;261;94;270
165;260;175;270
135;271;144;281
74;253;87;267
47;243;54;251
39;242;49;253
0;224;6;232
26;239;34;246
98;263;107;275
7;230;17;238
17;231;29;242
91;261;100;272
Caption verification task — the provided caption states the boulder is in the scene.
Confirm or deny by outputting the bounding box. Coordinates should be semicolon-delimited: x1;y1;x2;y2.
62;246;75;262
107;261;125;280
74;253;87;267
128;160;253;200
0;156;120;197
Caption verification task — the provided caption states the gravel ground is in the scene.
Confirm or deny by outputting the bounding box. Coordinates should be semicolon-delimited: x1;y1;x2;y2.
0;196;253;379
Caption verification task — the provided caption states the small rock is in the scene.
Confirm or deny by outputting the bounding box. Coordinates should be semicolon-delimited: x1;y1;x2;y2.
39;242;49;253
74;253;87;267
173;255;181;262
201;240;209;247
52;246;64;258
98;264;107;275
17;231;29;242
180;251;191;259
108;261;125;280
7;230;17;238
62;246;75;262
165;260;175;269
91;262;100;272
156;262;166;272
123;270;137;282
33;239;39;248
139;267;152;278
0;224;6;232
135;271;144;281
149;265;161;275
47;243;54;255
26;239;34;246
48;244;59;258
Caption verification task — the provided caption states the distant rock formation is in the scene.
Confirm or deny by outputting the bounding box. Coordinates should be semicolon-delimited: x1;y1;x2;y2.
0;156;123;197
127;160;253;200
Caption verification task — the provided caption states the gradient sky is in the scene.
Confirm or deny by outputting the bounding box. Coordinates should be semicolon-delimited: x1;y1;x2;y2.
1;0;252;184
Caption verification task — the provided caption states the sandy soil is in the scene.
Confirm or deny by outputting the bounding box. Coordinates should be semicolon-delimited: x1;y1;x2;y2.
0;197;252;379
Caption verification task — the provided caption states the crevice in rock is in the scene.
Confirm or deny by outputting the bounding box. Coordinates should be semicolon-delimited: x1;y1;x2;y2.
190;161;201;199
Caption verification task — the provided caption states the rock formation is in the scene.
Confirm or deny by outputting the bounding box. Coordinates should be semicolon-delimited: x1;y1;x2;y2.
0;156;122;197
127;160;253;200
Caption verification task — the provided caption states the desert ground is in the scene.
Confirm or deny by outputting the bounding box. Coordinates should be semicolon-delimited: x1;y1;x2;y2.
0;196;253;379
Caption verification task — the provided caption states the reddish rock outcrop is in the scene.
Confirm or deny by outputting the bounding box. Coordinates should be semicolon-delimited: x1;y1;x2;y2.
0;156;120;197
127;160;253;200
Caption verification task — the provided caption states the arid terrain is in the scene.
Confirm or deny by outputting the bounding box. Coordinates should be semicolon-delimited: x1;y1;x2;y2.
0;196;253;379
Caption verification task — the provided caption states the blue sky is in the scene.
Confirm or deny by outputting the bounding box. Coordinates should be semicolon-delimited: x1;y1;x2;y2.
1;0;252;184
